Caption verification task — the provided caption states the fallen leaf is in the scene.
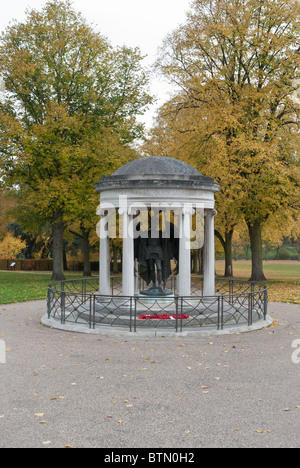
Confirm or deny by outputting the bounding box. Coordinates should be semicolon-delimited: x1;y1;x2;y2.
42;441;51;445
35;413;45;417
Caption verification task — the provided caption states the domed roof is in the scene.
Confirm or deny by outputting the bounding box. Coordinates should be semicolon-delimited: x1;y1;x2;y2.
95;156;218;192
113;156;202;177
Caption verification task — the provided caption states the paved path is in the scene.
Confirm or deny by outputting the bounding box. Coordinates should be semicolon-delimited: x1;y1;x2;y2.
0;300;299;448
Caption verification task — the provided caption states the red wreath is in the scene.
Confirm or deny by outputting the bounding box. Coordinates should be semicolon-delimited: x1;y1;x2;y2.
138;314;189;320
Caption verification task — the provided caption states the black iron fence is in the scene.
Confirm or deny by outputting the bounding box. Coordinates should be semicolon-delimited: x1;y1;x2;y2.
47;276;268;333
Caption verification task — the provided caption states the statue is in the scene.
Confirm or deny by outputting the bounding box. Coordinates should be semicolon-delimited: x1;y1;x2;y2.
134;219;179;296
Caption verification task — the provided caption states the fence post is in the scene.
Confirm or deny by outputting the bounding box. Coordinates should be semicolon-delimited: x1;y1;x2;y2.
47;288;51;318
129;297;132;332
175;296;179;333
88;295;92;329
229;280;233;305
47;288;51;319
220;295;224;330
180;297;183;332
93;295;96;329
248;292;253;326
133;297;137;333
263;289;268;319
61;291;66;324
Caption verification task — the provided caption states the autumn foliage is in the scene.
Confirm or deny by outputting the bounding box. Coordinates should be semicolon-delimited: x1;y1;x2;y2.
0;0;152;280
145;0;300;280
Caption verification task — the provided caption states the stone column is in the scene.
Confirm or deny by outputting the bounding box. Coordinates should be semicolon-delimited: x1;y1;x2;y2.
99;209;111;296
203;209;217;296
120;207;135;297
178;205;194;297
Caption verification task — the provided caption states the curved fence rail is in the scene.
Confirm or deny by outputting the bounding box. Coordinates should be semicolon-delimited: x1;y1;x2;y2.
47;276;268;332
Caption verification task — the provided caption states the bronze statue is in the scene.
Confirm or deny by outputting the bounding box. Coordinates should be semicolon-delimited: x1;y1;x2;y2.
134;219;179;296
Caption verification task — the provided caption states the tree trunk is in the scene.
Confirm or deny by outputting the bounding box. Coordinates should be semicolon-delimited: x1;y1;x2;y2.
63;240;68;270
215;229;234;277
82;229;91;277
247;221;267;281
191;251;198;273
51;221;65;281
224;230;234;277
112;243;119;274
198;248;203;275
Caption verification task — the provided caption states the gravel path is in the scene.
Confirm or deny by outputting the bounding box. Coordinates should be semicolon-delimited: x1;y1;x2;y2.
0;300;299;448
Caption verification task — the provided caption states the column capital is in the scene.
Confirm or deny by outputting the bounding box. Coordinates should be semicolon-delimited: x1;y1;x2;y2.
182;204;195;216
119;205;141;216
97;205;115;217
204;208;217;217
118;206;129;216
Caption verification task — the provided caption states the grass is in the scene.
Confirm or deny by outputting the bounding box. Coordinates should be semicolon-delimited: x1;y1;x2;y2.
215;260;300;281
216;260;300;304
0;260;299;305
0;271;88;305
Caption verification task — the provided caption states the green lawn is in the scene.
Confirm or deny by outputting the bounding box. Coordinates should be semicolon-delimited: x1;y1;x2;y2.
0;272;88;305
216;260;300;304
0;261;299;305
215;260;300;281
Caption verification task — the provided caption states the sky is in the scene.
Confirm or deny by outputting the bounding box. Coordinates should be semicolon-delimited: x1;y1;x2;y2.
0;0;193;129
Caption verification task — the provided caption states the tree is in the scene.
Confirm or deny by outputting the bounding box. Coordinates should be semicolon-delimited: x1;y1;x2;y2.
143;98;243;277
0;188;16;241
153;0;300;281
0;0;152;280
0;232;26;258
